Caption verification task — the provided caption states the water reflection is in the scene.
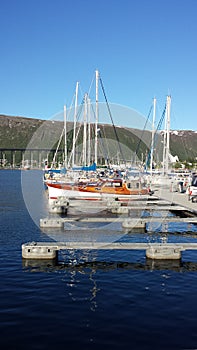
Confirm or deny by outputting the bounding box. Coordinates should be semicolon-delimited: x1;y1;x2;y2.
22;256;197;312
22;258;197;273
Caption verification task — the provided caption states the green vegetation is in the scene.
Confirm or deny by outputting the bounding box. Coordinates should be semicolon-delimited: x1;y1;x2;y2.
0;114;196;167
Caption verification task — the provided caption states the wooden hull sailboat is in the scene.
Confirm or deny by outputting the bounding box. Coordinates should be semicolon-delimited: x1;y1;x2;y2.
47;178;153;201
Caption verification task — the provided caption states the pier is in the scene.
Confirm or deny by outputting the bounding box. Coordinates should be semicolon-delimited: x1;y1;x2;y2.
39;216;197;229
157;189;197;215
40;190;197;229
22;187;197;261
22;241;197;260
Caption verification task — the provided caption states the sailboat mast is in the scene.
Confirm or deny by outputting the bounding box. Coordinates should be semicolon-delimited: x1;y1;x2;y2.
82;93;88;166
165;95;171;174
87;97;91;166
72;81;79;168
95;70;99;165
150;97;156;177
162;95;171;175
64;105;67;168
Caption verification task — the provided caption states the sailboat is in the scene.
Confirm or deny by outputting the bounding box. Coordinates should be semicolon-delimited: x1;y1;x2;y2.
45;70;154;202
44;78;96;184
47;175;152;201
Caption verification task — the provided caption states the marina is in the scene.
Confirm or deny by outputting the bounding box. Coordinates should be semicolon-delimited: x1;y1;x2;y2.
22;177;197;261
2;51;197;350
1;1;197;349
2;158;197;350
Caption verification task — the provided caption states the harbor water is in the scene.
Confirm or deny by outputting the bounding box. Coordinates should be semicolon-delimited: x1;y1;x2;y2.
1;170;197;350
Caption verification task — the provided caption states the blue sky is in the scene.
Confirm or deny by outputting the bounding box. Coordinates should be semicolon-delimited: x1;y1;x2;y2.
0;0;197;130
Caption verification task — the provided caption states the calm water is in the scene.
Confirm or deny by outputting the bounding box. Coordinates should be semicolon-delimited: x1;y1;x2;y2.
0;170;197;350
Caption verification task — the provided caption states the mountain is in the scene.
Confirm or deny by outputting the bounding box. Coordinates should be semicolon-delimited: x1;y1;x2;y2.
0;114;196;165
168;130;197;162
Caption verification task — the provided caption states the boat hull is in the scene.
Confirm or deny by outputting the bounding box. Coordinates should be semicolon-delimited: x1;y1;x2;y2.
47;182;151;200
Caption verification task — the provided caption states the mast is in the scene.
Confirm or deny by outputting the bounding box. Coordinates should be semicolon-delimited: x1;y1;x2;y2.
82;93;88;166
95;70;99;165
162;95;171;175
166;95;171;174
72;81;79;168
150;97;156;177
64;104;67;168
87;96;91;166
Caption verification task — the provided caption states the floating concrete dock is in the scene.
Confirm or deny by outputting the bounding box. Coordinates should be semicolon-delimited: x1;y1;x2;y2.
40;216;197;229
48;197;69;214
110;205;190;214
22;241;197;260
41;187;197;229
122;216;197;229
34;188;197;262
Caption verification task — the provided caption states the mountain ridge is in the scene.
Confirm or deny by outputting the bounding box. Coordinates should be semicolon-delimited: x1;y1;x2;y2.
0;114;196;164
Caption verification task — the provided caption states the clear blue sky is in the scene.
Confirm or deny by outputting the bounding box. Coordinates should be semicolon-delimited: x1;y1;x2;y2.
0;0;197;130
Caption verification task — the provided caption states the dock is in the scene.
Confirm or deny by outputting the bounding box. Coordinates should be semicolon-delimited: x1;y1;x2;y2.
110;205;192;214
39;216;197;229
22;241;197;260
22;188;197;261
122;216;197;229
156;189;197;215
40;189;197;229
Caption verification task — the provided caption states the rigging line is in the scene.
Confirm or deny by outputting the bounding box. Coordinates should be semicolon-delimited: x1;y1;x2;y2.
155;103;166;133
153;103;166;153
88;72;95;97
85;109;108;165
50;93;79;168
89;102;110;164
75;97;85;122
149;103;166;151
144;103;167;168
100;124;110;161
51;128;65;168
99;76;126;163
97;128;110;166
67;97;86;167
148;103;166;150
66;93;76;121
132;105;153;164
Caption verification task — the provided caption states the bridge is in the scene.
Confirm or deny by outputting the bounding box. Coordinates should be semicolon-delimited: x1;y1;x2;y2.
0;147;59;168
